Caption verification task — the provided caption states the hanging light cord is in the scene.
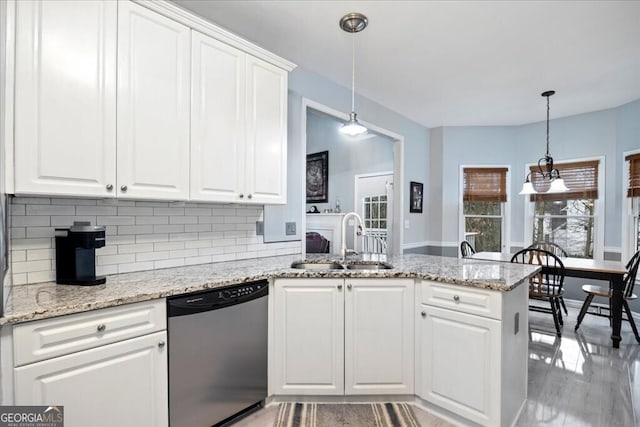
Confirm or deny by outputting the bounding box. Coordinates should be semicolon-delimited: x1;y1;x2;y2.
351;35;356;112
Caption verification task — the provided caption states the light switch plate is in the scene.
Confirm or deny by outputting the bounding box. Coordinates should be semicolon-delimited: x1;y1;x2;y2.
285;222;296;235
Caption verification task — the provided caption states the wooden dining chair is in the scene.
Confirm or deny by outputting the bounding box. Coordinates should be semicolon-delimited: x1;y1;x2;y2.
528;242;569;315
460;240;476;258
511;248;566;336
574;250;640;343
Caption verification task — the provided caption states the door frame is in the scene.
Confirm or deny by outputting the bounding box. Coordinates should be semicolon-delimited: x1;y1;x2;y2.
300;98;404;256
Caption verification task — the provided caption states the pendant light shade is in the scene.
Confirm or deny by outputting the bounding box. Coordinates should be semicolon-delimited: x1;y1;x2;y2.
339;12;368;137
520;90;569;195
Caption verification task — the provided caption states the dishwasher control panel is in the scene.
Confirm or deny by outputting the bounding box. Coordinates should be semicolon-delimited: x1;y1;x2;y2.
168;280;269;317
219;281;266;301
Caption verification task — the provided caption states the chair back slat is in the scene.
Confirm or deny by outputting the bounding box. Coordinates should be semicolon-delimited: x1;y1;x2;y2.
624;250;640;299
511;248;565;297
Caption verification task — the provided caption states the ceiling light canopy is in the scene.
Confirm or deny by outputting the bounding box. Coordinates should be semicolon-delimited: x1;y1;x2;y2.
519;90;569;195
339;12;368;137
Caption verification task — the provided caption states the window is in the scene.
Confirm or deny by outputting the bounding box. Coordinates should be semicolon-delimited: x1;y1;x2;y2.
529;159;600;259
462;167;509;253
362;195;388;253
624;152;640;260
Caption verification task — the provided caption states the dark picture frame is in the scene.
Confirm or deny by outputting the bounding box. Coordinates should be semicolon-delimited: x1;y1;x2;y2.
410;181;423;213
306;151;329;203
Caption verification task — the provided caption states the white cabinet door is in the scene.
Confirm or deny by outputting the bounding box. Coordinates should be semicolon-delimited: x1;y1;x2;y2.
117;1;190;200
14;0;117;197
344;278;414;395
15;331;168;427
245;56;288;204
419;304;500;426
272;279;344;395
190;31;244;202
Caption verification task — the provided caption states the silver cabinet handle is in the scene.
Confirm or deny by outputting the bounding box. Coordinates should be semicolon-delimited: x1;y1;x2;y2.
347;284;352;290
453;295;460;302
247;194;252;199
97;324;106;332
337;284;343;290
158;341;166;348
421;311;426;317
120;185;127;192
106;184;113;191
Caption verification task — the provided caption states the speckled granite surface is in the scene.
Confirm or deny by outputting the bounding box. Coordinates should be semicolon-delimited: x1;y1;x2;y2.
0;254;539;325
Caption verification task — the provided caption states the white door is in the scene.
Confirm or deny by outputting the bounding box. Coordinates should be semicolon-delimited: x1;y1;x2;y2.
14;0;117;197
117;1;190;200
272;279;344;395
344;279;414;395
419;305;500;426
245;56;288;204
15;331;168;427
190;31;245;202
355;173;394;253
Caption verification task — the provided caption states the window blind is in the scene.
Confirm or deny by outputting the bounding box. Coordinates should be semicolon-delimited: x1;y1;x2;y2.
626;153;640;197
529;159;599;201
463;167;508;202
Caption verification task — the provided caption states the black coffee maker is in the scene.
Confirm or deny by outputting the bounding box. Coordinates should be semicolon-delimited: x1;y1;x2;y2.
55;221;106;285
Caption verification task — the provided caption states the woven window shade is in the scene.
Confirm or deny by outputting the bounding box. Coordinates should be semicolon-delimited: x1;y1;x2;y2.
626;153;640;197
529;160;599;201
463;167;508;202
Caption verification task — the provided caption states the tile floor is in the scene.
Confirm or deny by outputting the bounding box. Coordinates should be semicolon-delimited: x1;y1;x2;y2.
232;304;640;427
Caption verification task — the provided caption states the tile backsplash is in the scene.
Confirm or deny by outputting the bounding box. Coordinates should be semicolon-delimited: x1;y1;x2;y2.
9;196;301;285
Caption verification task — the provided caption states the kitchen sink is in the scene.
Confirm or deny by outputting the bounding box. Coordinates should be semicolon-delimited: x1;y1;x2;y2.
290;261;345;270
345;262;394;270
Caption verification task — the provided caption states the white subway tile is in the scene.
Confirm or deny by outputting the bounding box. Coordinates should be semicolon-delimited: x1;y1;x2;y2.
13;273;28;285
12;238;52;250
12;216;50;227
52;198;98;206
118;225;153;235
96;265;118;276
153;207;184;216
212;224;236;232
237;251;259;260
169;248;198;258
198;247;224;256
26;227;55;238
154;241;184;251
27;249;54;261
169;232;198;242
95;245;118;256
212;208;236;216
184;255;212;266
76;206;118;216
211;238;236;247
51;216;97;226
12;250;26;262
118;243;155;254
137;251;169;262
211;254;236;263
97;199;134;206
118;261;155;274
185;240;212;249
97;216;135;226
135;201;169;208
185;207;212;216
12;197;51;205
135;234;169;243
198;216;224;224
237;237;259;245
155;258;185;269
198;231;223;240
10;204;25;215
154;224;184;234
185;224;211;233
169;216;198;224
97;254;136;266
13;260;52;274
224;245;245;254
108;235;136;245
118;206;153;216
136;216;169;225
27;270;56;284
10;228;26;239
223;231;246;238
26;205;75;216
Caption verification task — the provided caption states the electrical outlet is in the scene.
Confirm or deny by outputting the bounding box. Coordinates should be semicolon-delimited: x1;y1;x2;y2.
285;222;296;235
256;221;264;236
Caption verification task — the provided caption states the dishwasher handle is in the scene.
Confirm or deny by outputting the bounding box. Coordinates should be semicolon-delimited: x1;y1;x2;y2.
167;280;268;317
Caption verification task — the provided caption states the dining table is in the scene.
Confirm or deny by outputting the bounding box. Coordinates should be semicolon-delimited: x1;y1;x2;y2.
471;251;628;348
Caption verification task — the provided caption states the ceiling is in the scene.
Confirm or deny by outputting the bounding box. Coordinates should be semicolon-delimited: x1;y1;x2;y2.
172;0;640;128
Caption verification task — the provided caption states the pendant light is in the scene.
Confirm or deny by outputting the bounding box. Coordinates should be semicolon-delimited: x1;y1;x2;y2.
519;90;569;195
339;12;368;136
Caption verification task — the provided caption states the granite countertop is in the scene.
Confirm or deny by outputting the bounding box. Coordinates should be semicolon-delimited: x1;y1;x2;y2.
0;253;540;326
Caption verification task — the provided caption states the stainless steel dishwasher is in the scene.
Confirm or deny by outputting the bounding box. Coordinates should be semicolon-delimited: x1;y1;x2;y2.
167;280;268;427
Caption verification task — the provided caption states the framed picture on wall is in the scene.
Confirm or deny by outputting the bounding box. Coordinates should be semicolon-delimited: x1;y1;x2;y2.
306;151;329;203
410;181;423;213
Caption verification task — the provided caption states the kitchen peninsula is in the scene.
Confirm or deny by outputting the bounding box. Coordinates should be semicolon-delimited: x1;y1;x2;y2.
0;254;539;427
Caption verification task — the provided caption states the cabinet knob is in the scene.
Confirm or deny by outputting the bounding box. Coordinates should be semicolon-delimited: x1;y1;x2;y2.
453;295;460;302
158;341;166;348
239;193;244;199
120;185;128;192
97;324;106;332
337;284;343;290
347;283;352;290
106;184;113;191
247;194;252;199
421;311;426;317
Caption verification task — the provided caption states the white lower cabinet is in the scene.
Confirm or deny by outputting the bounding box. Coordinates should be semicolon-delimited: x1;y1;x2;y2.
271;278;414;395
13;300;168;427
416;280;528;427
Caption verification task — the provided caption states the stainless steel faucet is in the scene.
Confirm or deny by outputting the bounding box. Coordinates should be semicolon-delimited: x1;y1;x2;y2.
340;212;367;261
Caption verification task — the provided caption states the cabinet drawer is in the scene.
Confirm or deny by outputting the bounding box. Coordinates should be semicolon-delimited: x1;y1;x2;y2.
421;281;501;320
14;300;166;366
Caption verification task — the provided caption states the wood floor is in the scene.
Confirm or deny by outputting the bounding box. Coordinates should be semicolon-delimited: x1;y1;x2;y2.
231;304;640;427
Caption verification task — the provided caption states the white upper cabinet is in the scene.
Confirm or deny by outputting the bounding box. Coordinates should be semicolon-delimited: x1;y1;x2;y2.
117;1;190;200
14;0;117;197
191;31;288;204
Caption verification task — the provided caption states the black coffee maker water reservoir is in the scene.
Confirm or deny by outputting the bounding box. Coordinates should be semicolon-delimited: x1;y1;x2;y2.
55;221;106;285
